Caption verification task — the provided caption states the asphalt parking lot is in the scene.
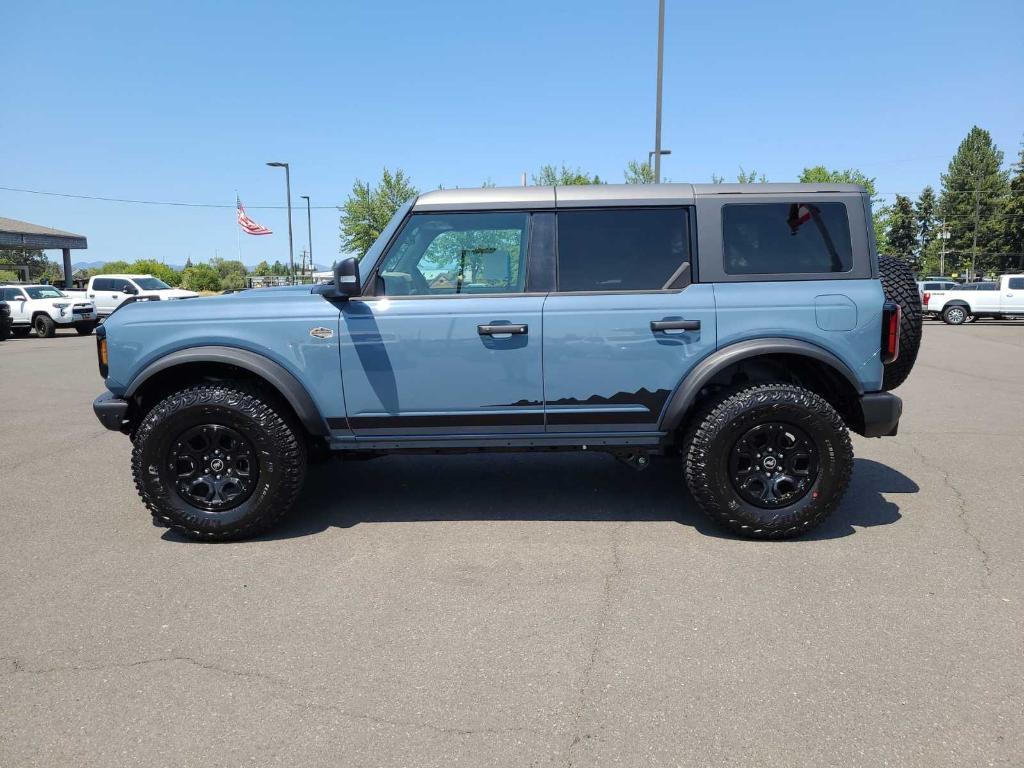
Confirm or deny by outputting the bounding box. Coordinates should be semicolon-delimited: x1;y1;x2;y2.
1;322;1022;767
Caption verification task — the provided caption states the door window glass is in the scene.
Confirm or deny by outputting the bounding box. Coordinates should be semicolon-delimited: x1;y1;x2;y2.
723;202;853;275
377;212;529;296
556;208;689;292
1007;278;1024;290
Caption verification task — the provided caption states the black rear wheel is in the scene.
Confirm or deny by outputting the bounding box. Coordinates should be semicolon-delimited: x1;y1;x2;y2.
878;255;921;390
131;382;306;541
684;383;853;539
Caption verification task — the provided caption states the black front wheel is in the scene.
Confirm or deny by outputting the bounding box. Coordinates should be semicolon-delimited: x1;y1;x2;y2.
683;384;853;539
942;305;969;325
131;383;307;541
34;315;56;338
75;322;97;335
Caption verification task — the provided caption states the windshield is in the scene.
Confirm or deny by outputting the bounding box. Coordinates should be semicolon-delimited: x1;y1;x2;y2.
26;286;66;299
134;277;170;290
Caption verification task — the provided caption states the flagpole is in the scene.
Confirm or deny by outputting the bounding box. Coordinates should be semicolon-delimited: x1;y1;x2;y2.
236;190;242;263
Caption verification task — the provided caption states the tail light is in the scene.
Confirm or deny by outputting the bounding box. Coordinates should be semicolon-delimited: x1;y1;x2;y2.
922;291;931;307
881;302;901;364
96;325;109;378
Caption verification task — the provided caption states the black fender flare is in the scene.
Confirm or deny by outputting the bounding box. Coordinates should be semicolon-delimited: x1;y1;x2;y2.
658;338;864;432
943;299;972;313
125;346;328;436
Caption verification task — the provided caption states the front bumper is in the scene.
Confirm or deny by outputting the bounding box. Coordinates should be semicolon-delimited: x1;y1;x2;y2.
857;392;902;438
93;391;129;432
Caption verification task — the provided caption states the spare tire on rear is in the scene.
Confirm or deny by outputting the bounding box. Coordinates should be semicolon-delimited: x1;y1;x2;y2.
878;254;922;390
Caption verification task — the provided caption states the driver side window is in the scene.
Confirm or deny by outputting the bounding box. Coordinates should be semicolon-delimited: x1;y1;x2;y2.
376;211;529;296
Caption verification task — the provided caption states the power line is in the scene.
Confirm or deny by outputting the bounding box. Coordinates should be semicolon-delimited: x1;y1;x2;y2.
0;185;340;210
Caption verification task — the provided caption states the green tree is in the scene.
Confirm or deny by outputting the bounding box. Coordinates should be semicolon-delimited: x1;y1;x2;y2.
340;168;419;258
184;256;193;269
270;260;288;276
94;260;134;275
939;126;1008;278
799;166;889;251
998;141;1024;272
208;257;247;279
712;167;767;184
129;259;181;287
180;264;222;292
624;160;655;184
253;260;271;276
532;164;603;186
0;269;19;281
0;248;48;280
914;186;939;271
886;195;917;262
221;272;247;290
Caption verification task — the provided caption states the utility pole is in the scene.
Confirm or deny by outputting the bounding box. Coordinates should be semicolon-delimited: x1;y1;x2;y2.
971;183;981;281
300;195;312;277
653;0;666;183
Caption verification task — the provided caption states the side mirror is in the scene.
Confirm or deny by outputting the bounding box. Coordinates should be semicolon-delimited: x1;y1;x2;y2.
123;284;138;295
330;257;361;299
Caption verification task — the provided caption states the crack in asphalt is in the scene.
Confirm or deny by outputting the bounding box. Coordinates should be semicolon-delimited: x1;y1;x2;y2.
908;443;993;585
564;521;626;767
0;654;555;740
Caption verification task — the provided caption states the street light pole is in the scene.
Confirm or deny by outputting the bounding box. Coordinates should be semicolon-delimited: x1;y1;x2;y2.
300;195;312;282
267;162;295;284
653;0;666;183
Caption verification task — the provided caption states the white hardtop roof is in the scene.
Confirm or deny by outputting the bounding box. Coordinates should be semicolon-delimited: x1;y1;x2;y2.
413;182;866;211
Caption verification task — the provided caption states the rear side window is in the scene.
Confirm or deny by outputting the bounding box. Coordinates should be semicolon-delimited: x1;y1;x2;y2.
556;208;689;292
723;202;853;275
1009;277;1024;290
93;278;113;291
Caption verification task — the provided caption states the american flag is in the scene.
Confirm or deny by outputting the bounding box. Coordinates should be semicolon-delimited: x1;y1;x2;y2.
237;196;272;236
787;202;815;233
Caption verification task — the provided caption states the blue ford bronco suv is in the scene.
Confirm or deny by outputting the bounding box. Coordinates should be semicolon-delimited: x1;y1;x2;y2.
93;183;921;541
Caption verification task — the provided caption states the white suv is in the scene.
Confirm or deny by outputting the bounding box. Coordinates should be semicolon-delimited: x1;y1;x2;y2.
0;284;98;337
79;274;199;317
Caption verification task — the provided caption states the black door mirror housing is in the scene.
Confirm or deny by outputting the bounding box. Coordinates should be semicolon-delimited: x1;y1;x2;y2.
122;284;139;295
328;257;361;299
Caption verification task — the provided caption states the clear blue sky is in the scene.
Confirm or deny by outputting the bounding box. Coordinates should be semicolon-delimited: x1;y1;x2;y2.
3;0;1022;267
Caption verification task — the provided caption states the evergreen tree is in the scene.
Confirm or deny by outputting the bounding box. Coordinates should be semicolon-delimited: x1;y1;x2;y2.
939;126;1008;277
997;141;1024;273
184;256;193;269
915;186;938;254
887;195;917;262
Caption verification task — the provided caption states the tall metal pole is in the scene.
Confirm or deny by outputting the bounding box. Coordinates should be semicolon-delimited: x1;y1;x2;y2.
971;184;980;281
267;162;295;284
301;195;312;280
653;0;666;183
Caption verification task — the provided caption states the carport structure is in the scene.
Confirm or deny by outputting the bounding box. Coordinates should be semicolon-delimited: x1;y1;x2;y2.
0;216;88;287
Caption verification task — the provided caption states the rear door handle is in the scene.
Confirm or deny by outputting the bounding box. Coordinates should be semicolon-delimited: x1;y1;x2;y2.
651;319;700;332
478;323;528;336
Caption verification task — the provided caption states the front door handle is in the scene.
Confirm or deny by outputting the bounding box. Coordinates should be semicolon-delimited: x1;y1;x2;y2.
651;319;700;332
478;323;528;336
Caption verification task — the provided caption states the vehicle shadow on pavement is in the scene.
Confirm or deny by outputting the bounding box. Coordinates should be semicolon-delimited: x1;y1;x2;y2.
165;453;914;543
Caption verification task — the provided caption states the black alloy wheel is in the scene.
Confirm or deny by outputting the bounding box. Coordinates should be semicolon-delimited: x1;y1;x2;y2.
728;422;819;509
167;424;259;512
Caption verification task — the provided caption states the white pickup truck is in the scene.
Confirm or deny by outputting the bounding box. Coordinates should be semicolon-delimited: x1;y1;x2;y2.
925;274;1024;325
0;284;98;337
67;274;198;317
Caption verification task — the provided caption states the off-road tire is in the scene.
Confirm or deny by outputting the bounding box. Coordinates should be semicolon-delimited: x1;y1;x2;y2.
75;322;97;335
131;382;306;541
942;304;969;325
33;314;56;338
878;255;921;390
11;326;31;337
683;383;853;539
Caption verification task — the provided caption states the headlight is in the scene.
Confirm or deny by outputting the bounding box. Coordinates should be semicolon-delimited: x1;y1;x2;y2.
54;302;70;309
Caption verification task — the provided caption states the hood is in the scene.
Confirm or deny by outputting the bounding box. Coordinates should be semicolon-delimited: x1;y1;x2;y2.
151;288;200;298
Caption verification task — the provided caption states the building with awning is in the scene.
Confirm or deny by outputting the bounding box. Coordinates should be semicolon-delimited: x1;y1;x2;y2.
0;216;88;287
